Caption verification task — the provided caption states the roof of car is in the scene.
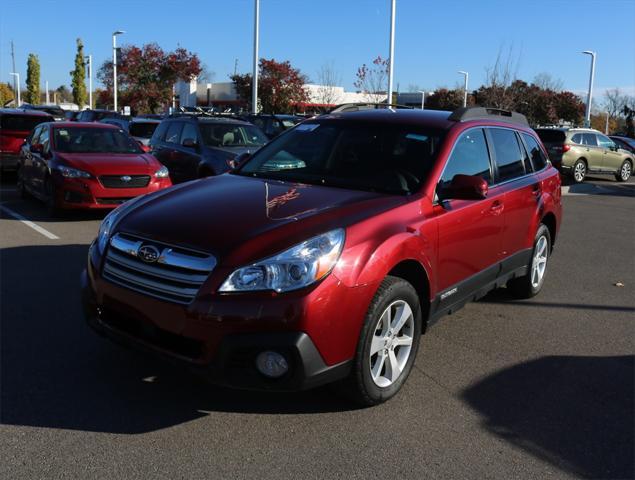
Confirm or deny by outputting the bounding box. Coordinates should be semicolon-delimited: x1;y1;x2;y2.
317;108;456;129
166;115;252;126
0;108;53;117
50;121;119;129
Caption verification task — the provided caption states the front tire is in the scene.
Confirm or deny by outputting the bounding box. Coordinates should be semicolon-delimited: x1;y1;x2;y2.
572;159;587;183
341;276;422;406
615;160;632;182
17;167;29;199
44;177;63;218
507;224;551;299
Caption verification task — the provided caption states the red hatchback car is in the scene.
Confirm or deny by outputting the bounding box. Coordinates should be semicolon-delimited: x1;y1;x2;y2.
17;122;172;213
1;108;53;172
82;107;562;405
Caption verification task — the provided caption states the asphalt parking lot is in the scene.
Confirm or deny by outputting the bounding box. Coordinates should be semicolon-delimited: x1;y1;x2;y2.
1;173;633;479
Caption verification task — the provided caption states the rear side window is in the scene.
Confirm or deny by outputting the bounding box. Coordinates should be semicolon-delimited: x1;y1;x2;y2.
164;122;183;144
0;114;49;132
571;133;583;144
489;128;525;182
522;133;548;171
180;122;198;145
440;129;492;186
151;121;170;143
582;133;597;146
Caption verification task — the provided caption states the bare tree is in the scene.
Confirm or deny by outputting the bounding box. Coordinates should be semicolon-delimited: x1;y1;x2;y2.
198;63;215;84
532;72;564;92
406;83;422;93
354;56;389;102
604;88;627;119
481;45;522;109
315;61;342;106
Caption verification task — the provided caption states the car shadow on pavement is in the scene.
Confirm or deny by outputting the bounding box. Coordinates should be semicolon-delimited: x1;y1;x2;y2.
462;355;634;479
0;244;359;436
561;175;635;198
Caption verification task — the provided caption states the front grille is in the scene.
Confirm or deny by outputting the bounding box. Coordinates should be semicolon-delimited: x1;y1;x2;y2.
99;175;151;188
103;233;216;304
96;197;133;205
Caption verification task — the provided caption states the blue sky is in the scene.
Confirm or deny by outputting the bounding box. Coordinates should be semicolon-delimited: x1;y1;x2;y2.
2;0;634;98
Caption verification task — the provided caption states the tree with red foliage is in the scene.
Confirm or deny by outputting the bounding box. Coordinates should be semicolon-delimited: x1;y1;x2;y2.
230;58;308;113
97;43;201;113
354;56;389;102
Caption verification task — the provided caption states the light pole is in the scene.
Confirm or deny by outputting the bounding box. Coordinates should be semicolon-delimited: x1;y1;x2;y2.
418;90;433;109
387;0;396;105
112;30;125;112
46;80;50;104
85;54;93;109
458;71;469;107
582;50;596;128
252;0;259;114
9;72;20;106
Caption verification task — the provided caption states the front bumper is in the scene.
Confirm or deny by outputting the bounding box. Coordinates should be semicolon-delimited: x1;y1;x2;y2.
81;265;357;391
54;175;171;209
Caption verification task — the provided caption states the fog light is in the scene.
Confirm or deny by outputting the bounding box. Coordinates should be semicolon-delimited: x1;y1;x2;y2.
255;351;289;378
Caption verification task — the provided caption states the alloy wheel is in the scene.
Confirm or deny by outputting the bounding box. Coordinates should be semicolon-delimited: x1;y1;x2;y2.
369;300;415;388
531;235;548;288
621;162;631;181
574;162;586;182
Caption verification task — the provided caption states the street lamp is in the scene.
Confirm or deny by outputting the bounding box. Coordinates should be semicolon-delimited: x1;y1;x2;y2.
418;90;433;109
85;54;93;109
387;0;396;105
582;50;596;128
112;30;125;112
9;72;20;106
46;80;50;104
252;0;259;114
458;70;469;107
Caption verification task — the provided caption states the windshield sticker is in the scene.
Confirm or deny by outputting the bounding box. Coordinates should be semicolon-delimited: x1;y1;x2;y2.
295;124;319;132
58;130;69;137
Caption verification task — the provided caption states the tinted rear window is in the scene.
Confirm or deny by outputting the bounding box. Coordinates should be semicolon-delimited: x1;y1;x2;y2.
0;114;50;132
489;128;526;182
129;122;159;138
535;129;566;143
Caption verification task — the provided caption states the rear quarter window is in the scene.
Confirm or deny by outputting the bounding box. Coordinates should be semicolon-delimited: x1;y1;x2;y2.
522;133;548;171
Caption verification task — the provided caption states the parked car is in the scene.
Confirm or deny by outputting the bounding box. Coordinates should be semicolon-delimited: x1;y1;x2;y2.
535;127;633;182
20;104;67;121
101;117;161;152
76;109;128;123
0;108;53;172
82;106;562;405
17;122;171;214
610;135;635;155
150;115;268;183
243;114;304;139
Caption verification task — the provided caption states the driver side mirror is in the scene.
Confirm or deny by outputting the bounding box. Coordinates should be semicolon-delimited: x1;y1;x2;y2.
610;143;619;152
439;174;488;201
30;143;43;154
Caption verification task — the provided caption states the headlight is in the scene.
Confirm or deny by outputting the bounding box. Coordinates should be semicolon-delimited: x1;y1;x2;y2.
155;165;169;178
58;165;91;178
97;208;119;254
219;229;345;293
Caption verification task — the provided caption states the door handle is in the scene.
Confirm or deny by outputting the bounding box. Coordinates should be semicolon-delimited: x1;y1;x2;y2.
490;200;504;215
531;183;542;197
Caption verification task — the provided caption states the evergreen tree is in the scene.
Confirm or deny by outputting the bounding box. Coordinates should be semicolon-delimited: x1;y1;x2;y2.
70;38;87;107
25;53;40;105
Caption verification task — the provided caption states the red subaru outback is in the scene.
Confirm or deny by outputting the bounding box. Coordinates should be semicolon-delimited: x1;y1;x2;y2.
82;107;562;405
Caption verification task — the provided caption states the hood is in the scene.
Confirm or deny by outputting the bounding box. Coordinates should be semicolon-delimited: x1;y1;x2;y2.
58;152;160;175
116;173;405;265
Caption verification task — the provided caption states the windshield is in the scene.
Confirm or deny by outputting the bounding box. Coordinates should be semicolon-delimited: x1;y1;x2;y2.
0;114;50;132
199;123;268;147
237;122;444;195
53;127;143;154
129;122;159;138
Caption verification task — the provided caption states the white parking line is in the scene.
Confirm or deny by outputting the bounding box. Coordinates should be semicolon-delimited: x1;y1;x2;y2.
0;204;60;240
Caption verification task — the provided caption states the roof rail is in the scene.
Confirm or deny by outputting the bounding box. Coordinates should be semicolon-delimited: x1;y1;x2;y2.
448;107;529;126
329;103;414;113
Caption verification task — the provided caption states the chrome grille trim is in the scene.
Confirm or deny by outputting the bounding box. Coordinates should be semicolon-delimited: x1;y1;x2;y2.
103;233;216;304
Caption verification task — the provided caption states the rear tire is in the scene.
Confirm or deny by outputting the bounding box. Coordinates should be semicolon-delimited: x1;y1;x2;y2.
615;160;632;182
571;159;587;183
339;276;422;406
507;224;551;299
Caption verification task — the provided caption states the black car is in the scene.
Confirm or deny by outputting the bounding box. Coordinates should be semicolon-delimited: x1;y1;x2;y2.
20;104;66;121
75;109;128;123
244;113;303;139
149;115;268;183
610;135;635;154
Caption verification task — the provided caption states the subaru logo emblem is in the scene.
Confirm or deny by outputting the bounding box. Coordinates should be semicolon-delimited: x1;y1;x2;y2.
137;244;161;263
121;175;132;182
